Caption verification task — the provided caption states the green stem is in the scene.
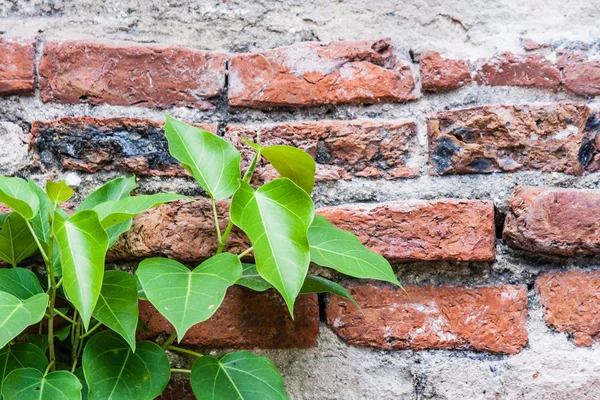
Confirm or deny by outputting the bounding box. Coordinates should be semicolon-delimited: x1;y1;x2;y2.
25;220;50;264
55;278;63;290
79;321;102;339
52;308;77;325
167;345;203;359
243;150;261;183
210;197;222;243
170;369;192;374
70;316;82;372
162;331;177;350
45;228;57;372
216;221;234;254
44;361;55;376
238;246;254;259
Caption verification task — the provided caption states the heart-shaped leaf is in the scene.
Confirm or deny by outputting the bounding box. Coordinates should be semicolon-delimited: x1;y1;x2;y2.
93;193;189;228
0;177;40;220
26;180;52;246
164;116;241;200
230;178;314;315
0;213;38;267
53;210;108;330
300;275;360;309
137;253;242;340
76;176;137;212
0;292;48;348
190;350;288;400
0;268;43;300
45;180;74;205
0;343;48;396
92;270;138;351
2;368;82;400
261;145;316;194
308;215;400;285
82;331;170;400
236;263;273;292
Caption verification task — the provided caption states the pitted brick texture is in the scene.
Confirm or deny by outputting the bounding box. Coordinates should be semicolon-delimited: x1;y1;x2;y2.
0;38;35;95
39;41;227;109
504;186;600;256
420;51;472;91
473;53;561;88
326;282;528;354
225;120;419;182
228;38;417;108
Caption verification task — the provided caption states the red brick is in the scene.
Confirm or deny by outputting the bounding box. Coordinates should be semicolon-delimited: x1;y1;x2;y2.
536;270;600;346
563;60;600;97
32;117;217;175
317;200;495;262
139;286;319;349
521;38;547;51
326;282;528;354
228;38;417;108
420;51;472;91
504;186;600;256
427;102;589;175
224;120;419;182
474;53;560;88
0;38;35;95
39;41;226;109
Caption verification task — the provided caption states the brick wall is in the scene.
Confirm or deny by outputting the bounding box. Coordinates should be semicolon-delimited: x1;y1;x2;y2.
2;5;600;398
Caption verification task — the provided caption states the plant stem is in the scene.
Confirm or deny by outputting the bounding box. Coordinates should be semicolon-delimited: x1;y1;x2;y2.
238;246;254;259
162;331;177;350
44;361;55;376
25;220;50;264
216;221;234;254
79;321;102;339
45;230;57;372
243;150;261;183
210;197;222;243
70;315;82;372
170;369;192;374
167;345;203;358
52;308;77;325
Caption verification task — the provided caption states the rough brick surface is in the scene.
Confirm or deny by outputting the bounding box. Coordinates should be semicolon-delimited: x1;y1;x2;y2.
317;200;495;262
228;38;417;108
0;38;35;95
326;282;528;354
427;102;589;175
225;120;419;181
580;111;600;171
420;51;472;91
504;186;600;256
536;270;600;346
563;60;600;96
473;53;560;88
32;118;217;175
139;286;319;348
39;41;227;109
109;198;248;262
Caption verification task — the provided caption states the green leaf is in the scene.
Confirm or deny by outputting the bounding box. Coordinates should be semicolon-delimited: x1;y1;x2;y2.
53;210;109;330
308;216;400;286
105;220;133;248
241;136;262;152
73;368;88;400
76;176;137;212
26;180;52;246
82;331;170;400
25;325;70;352
93;193;189;229
0;292;48;348
164;115;241;200
190;350;288;400
236;263;272;292
0;177;40;220
92;270;138;351
300;276;360;309
2;368;82;400
0;343;48;396
45;180;74;205
0;268;43;300
0;213;38;267
261;146;316;194
137;253;242;340
230;178;314;315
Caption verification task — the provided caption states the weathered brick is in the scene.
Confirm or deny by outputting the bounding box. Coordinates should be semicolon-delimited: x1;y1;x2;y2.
139;286;319;348
0;38;35;95
32;117;217;175
318;200;495;262
536;270;600;346
326;282;528;354
580;111;600;171
427;102;589;175
474;53;560;88
228;38;417;108
563;60;600;97
521;38;547;51
225;120;419;182
504;186;600;256
420;51;472;91
39;41;227;109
